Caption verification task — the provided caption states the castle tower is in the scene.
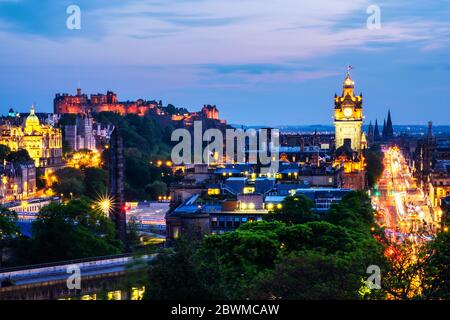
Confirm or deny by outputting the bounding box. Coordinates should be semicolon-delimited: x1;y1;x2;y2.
334;67;363;153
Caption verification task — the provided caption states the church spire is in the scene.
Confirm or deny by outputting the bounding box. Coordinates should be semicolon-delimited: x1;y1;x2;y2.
427;121;433;141
374;119;381;142
386;109;394;139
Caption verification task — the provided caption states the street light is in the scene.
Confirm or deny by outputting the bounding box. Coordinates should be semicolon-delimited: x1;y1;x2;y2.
100;199;111;215
95;194;114;216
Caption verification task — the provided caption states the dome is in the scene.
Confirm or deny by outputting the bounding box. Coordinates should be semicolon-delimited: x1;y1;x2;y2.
24;105;41;134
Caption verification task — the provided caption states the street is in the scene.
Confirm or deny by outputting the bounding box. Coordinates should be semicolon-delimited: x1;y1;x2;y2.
372;146;436;242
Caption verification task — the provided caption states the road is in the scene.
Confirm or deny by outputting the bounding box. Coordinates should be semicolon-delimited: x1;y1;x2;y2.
371;146;436;242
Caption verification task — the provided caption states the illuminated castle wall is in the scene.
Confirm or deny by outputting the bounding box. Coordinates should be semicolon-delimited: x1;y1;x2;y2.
54;88;162;116
54;89;224;126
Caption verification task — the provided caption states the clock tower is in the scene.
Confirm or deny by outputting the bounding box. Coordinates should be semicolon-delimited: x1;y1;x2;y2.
334;67;363;153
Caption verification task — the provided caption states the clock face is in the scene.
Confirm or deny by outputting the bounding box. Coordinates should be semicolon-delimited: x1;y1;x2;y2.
343;107;353;118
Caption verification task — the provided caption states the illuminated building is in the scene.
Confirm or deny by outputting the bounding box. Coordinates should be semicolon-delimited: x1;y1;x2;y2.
0;106;63;173
54;89;225;124
333;68;366;190
54;88;161;116
413;121;436;191
429;160;450;207
333;139;366;190
166;185;353;240
0;161;36;202
334;68;363;153
66;149;102;168
63;115;96;151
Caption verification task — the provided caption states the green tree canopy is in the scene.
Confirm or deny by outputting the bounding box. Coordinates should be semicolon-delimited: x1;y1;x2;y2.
83;167;108;199
18;198;122;264
366;145;384;188
0;206;19;267
264;194;319;224
53;167;85;197
0;145;11;162
5;149;33;164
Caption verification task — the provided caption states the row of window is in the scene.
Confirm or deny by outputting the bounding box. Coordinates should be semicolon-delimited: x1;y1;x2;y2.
211;216;263;228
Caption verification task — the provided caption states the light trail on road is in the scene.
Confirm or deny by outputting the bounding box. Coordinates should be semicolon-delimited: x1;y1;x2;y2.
372;146;436;242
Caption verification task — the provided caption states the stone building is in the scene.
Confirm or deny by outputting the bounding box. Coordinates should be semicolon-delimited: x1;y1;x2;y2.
333;69;366;190
64;115;96;151
0;161;36;202
0;106;63;174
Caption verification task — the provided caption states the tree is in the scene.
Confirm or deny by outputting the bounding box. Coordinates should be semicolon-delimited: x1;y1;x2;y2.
145;181;167;200
83;167;108;199
18;198;122;264
141;189;387;300
93;112;172;201
422;231;450;299
53;167;85;197
6;149;32;164
327;191;376;229
366;145;384;188
381;240;432;300
144;241;219;300
0;207;19;267
264;195;318;224
0;145;11;162
251;251;366;300
197;228;282;299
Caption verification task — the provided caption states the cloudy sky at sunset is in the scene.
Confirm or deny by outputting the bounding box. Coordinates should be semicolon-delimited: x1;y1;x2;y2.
1;0;450;125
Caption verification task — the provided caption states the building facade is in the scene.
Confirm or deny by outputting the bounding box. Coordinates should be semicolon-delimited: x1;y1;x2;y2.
0;161;36;202
54;88;162;116
334;68;363;153
333;69;366;190
0;106;63;172
64;115;96;151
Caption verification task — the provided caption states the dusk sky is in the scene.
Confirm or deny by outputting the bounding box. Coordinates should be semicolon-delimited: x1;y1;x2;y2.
1;0;450;125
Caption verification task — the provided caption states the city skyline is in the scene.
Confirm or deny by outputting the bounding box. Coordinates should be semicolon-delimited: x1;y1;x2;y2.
0;1;449;125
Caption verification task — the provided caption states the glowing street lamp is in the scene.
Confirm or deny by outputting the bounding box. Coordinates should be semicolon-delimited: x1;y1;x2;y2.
100;199;111;215
95;194;114;216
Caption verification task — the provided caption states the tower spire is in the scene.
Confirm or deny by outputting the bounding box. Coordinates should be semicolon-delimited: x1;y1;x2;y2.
346;65;353;77
374;119;380;142
427;121;433;141
386;109;394;140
